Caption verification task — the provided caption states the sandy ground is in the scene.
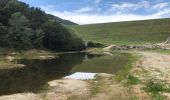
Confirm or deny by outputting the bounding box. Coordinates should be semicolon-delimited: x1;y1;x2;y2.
0;73;150;100
132;51;170;82
132;51;170;99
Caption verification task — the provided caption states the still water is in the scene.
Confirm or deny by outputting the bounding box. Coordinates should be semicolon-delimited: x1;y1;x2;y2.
0;52;131;95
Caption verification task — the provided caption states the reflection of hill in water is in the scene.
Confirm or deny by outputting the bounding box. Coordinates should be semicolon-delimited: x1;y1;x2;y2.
0;53;88;96
70;54;129;74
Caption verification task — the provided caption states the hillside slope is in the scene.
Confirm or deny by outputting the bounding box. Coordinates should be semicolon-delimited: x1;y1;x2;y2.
47;14;77;25
70;18;170;45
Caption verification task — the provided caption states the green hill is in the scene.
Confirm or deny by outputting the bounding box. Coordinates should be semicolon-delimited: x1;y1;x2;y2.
47;14;77;25
70;18;170;45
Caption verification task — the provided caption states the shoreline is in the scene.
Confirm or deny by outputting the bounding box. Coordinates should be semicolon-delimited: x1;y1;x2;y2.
0;48;170;99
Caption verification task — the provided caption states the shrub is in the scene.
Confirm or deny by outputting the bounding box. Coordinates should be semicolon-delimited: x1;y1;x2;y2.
87;41;105;48
145;79;165;93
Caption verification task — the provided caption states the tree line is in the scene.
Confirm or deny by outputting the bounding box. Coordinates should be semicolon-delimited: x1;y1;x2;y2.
0;0;86;51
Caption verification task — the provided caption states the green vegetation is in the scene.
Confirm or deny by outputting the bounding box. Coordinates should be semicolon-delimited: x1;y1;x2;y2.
0;0;85;51
144;79;170;100
42;21;85;51
9;12;33;48
70;19;170;45
115;53;138;82
47;14;77;25
127;75;140;85
0;48;60;69
145;79;166;93
87;41;105;48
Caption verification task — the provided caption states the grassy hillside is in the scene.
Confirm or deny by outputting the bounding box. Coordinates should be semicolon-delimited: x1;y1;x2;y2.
70;18;170;45
47;14;77;25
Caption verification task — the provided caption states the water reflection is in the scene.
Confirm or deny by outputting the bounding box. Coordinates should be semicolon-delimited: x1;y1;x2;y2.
0;53;88;95
0;52;130;96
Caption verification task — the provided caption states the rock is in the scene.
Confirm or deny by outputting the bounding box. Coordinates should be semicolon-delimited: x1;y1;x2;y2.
48;79;88;93
0;64;25;70
103;52;113;56
103;45;116;51
39;56;55;59
6;56;15;62
97;73;114;78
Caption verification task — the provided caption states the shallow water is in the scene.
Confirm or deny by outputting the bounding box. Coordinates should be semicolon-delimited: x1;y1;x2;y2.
0;52;131;95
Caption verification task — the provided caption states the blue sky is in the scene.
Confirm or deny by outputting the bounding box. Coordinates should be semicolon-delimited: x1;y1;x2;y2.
19;0;170;24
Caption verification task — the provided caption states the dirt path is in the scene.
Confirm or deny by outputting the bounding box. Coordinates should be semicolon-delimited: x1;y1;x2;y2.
103;45;115;51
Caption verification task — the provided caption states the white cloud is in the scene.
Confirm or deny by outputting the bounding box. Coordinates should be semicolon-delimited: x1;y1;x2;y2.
141;0;150;8
154;9;170;16
74;7;93;13
112;3;136;10
94;0;101;4
39;1;170;25
151;2;169;10
111;1;150;11
43;9;170;25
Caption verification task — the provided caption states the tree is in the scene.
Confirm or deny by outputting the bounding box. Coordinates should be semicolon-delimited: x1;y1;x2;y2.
0;0;11;9
42;21;85;51
29;7;48;29
1;0;30;25
0;23;8;46
0;0;85;51
8;12;33;49
32;29;44;48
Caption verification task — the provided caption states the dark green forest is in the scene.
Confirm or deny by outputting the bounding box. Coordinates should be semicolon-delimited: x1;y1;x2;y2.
0;0;85;51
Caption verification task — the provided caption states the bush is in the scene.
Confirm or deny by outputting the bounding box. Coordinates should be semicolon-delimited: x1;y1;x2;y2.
42;21;86;51
144;79;169;100
87;41;105;48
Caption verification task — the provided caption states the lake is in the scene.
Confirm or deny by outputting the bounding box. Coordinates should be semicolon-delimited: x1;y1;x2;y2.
0;52;131;95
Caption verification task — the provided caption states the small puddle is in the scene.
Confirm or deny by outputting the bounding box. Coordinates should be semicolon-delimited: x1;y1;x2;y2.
0;52;131;95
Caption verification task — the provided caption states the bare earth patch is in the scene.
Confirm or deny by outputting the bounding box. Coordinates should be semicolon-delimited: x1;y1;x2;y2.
0;93;41;100
46;79;90;100
0;79;90;100
88;73;150;100
132;51;170;99
0;73;146;100
133;51;170;82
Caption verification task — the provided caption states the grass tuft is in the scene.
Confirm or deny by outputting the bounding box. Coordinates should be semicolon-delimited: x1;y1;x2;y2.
144;79;170;100
127;75;140;85
145;79;165;93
